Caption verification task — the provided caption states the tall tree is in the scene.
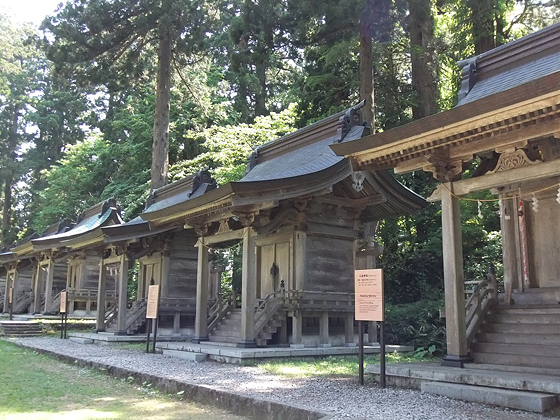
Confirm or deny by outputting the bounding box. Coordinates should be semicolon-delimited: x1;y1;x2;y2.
0;16;42;245
42;0;210;190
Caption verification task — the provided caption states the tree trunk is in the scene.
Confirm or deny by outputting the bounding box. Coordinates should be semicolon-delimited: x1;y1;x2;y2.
151;26;172;191
1;109;19;247
468;0;495;54
408;0;438;119
360;0;375;133
360;21;375;130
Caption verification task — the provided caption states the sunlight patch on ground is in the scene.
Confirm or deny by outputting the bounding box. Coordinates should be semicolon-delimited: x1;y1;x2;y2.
1;409;119;420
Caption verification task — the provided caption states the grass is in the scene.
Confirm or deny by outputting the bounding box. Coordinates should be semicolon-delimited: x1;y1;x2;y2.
256;351;435;378
0;339;248;420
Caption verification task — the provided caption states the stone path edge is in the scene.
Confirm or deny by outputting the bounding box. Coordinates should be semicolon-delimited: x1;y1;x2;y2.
12;341;333;420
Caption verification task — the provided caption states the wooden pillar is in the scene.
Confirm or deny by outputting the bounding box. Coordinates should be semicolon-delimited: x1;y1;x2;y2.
43;260;54;312
32;266;42;314
344;313;355;346
291;313;303;347
238;227;257;348
160;252;171;298
4;271;13;313
115;254;129;335
192;237;209;343
294;231;306;290
319;311;330;347
441;182;471;367
96;260;107;332
500;195;519;304
173;312;181;335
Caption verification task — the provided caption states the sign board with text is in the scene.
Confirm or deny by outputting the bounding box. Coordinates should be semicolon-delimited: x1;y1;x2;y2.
60;291;67;313
354;269;384;321
146;285;160;319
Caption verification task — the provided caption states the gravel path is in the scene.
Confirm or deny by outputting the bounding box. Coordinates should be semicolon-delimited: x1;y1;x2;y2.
7;337;560;420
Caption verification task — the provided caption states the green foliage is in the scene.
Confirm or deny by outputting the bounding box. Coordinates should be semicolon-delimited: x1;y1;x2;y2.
385;300;447;355
169;104;297;184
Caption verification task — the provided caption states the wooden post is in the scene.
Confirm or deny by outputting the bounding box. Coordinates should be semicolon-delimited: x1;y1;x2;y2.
116;254;129;335
441;182;471;367
238;227;257;348
291;313;303;347
3;271;13;314
43;260;54;312
345;313;355;346
192;237;209;343
319;311;330;347
32;267;41;314
294;231;306;290
160;251;171;298
96;260;107;332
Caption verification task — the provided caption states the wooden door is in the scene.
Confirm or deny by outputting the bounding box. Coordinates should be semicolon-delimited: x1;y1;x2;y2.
258;242;291;298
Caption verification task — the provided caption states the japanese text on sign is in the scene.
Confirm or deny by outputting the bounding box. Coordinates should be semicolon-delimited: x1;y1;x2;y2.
354;269;384;321
146;285;160;319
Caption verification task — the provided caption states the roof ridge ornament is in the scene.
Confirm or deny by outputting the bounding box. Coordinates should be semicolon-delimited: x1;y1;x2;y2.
335;101;369;143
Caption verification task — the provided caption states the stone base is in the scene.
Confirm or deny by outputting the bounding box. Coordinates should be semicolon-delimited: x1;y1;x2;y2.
290;343;305;349
318;344;331;348
236;340;257;348
441;354;473;368
191;336;208;344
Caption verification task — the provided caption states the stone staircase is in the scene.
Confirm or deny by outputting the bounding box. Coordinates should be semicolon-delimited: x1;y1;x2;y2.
471;304;560;370
0;320;43;337
208;308;284;347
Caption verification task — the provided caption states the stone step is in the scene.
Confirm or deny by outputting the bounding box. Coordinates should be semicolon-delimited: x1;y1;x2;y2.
0;321;43;336
463;363;560;377
162;349;207;362
421;382;558;413
472;351;560;369
476;332;560;346
207;334;239;344
486;313;560;324
472;342;560;358
480;322;560;335
209;328;241;338
493;306;560;315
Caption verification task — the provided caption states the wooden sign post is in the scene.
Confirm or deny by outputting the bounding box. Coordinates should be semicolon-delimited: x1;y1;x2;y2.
355;269;385;387
145;285;160;353
60;291;68;339
8;287;13;321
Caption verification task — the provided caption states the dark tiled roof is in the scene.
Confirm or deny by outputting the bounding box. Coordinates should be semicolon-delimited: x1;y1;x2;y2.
458;23;560;106
32;208;119;245
240;125;364;182
459;51;560;105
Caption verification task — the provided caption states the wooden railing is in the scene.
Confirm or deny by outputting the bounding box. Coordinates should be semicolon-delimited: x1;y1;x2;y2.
254;291;284;337
465;269;498;348
207;291;236;333
44;292;61;314
14;291;34;314
281;290;355;312
124;299;147;332
159;297;196;313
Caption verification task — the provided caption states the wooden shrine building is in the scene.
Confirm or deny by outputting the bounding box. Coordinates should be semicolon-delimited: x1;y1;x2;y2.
332;23;560;367
141;103;425;348
98;178;202;336
5;199;123;317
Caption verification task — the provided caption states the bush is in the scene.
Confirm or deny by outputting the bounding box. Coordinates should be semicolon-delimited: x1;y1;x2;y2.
384;300;446;356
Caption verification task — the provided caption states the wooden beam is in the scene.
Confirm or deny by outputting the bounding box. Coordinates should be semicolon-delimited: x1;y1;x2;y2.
428;159;560;202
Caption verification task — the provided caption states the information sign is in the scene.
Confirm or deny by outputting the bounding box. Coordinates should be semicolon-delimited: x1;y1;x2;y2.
354;269;384;321
146;285;160;319
60;291;67;313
